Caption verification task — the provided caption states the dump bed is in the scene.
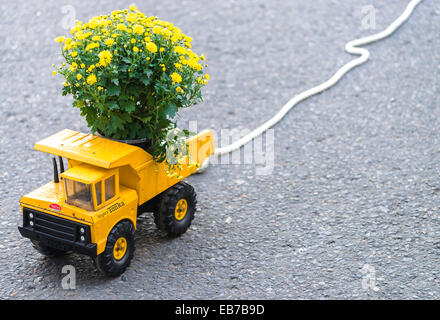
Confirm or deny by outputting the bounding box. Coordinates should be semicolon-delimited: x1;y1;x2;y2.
34;129;152;169
34;129;215;205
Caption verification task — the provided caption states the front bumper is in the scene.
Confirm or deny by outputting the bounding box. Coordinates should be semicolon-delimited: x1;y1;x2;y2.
18;207;97;257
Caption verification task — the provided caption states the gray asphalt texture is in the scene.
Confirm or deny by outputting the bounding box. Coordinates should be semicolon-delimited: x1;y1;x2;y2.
0;0;439;299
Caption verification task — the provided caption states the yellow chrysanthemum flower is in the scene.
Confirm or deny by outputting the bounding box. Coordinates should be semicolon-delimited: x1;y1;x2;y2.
105;38;115;46
87;74;97;85
174;46;187;55
145;42;158;53
69;62;78;71
171;72;182;84
160;29;172;38
89;20;98;29
171;33;183;43
116;24;127;31
126;13;136;23
152;26;162;34
132;24;145;35
54;36;65;43
98;50;113;67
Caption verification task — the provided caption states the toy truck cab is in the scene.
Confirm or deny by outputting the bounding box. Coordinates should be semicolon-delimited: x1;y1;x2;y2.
18;129;215;276
63;164;119;212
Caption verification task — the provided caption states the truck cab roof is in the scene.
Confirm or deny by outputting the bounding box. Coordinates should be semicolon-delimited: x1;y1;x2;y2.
61;163;116;184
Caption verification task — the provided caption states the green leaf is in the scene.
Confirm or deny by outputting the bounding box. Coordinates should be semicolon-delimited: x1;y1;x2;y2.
107;84;121;96
144;69;153;77
165;102;178;118
62;86;70;96
141;77;151;86
110;115;123;131
106;101;119;110
120;113;132;122
120;100;136;113
129;123;139;139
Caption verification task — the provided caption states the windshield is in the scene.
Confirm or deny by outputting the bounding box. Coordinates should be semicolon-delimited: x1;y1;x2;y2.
64;179;94;211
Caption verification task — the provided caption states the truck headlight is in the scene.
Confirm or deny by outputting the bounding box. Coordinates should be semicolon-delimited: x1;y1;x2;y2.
76;226;88;242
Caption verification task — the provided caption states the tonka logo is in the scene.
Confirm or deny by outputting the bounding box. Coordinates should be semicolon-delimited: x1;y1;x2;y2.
97;201;125;219
49;203;62;211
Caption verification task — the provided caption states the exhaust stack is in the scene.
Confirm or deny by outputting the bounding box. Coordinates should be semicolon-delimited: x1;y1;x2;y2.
51;155;59;183
58;156;65;174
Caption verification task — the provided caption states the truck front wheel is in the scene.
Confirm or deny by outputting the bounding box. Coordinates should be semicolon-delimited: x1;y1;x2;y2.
94;220;135;277
154;182;197;238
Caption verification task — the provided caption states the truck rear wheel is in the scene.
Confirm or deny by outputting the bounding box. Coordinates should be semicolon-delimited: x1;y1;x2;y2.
94;220;135;277
154;182;197;238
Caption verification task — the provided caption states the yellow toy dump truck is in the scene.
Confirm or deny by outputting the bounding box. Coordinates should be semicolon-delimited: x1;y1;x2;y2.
18;129;215;276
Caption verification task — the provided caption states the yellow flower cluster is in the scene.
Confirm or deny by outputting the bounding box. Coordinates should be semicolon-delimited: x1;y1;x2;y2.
171;72;182;84
145;42;158;53
53;6;210;170
98;50;113;67
87;74;97;85
53;6;209;106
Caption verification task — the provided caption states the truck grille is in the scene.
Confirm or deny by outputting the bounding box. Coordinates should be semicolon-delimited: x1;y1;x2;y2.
23;207;90;243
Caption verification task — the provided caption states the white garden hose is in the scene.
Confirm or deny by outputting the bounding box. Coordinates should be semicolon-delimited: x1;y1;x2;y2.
197;0;423;173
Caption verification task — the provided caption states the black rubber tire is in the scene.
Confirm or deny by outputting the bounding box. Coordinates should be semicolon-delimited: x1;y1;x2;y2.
31;240;70;257
94;220;135;277
154;182;197;238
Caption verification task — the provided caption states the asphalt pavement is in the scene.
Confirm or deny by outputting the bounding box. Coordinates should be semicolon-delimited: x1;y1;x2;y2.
0;0;439;299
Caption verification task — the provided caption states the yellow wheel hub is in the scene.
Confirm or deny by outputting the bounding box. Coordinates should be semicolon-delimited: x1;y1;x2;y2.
174;199;188;221
113;237;127;260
